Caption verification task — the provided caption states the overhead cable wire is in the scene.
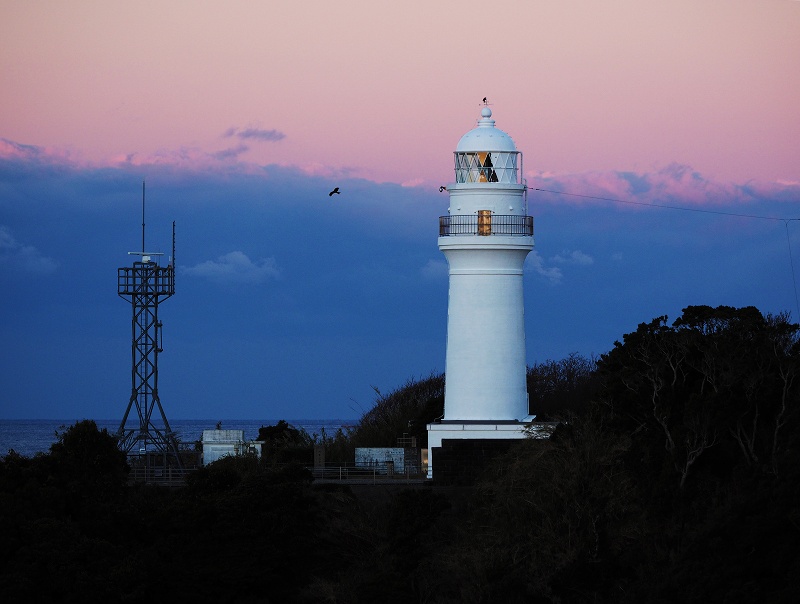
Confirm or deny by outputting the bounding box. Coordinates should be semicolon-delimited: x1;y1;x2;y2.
785;221;800;320
532;187;800;320
533;188;800;222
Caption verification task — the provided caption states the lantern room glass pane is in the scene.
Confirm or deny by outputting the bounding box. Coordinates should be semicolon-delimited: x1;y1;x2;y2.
454;151;519;183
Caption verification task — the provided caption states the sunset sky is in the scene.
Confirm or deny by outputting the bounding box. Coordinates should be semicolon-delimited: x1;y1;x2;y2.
2;0;799;421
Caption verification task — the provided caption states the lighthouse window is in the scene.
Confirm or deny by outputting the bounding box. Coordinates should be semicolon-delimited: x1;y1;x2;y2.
455;151;519;184
484;154;499;182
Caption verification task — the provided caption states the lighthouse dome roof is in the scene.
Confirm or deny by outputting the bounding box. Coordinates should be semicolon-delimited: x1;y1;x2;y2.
456;107;517;153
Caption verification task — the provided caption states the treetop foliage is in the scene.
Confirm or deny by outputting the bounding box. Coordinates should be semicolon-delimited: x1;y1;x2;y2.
350;372;444;449
2;305;799;602
426;305;800;602
598;305;799;485
527;352;598;418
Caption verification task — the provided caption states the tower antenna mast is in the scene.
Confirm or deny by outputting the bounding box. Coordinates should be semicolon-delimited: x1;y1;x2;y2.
141;180;146;254
117;184;183;480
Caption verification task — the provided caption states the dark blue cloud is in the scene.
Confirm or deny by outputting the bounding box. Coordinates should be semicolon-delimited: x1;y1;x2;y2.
1;151;799;421
212;144;250;160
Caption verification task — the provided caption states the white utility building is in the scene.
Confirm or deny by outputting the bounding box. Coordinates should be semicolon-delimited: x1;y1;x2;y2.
427;106;535;479
201;429;263;465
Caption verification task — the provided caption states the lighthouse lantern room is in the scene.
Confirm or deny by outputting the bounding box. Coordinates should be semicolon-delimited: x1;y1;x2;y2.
427;106;535;480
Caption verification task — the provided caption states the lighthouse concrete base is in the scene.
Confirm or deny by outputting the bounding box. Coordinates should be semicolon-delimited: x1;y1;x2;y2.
426;418;552;480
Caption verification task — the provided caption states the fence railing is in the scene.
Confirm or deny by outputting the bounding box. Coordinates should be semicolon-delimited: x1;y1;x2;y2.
440;214;533;237
309;463;427;482
128;466;196;485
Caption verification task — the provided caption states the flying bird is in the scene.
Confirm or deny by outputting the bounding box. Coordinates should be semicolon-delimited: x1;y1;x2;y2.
439;186;447;192
329;187;340;196
482;97;487;104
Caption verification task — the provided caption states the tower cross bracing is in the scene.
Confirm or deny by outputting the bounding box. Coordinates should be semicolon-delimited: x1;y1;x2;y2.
117;253;181;466
116;184;183;474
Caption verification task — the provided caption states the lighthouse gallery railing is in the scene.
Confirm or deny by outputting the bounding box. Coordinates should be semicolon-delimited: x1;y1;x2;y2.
439;214;534;237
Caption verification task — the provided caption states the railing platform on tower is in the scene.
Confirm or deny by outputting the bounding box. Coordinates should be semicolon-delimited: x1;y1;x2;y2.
439;213;534;237
117;262;175;296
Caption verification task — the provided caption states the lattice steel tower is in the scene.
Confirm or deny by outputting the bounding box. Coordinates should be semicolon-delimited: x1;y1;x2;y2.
116;182;182;470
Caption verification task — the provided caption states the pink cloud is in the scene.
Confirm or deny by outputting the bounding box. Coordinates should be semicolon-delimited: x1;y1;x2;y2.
4;135;798;213
528;164;799;208
0;139;42;160
0;138;79;166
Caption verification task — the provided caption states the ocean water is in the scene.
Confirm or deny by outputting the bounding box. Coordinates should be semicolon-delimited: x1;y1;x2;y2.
0;419;355;458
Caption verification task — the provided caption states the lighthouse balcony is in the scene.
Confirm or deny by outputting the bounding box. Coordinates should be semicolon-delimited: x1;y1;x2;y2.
439;214;533;237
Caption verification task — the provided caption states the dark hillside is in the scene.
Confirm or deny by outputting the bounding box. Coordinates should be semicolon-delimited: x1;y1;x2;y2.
1;306;799;601
348;372;444;449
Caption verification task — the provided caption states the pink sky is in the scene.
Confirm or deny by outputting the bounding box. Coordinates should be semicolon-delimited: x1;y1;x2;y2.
2;0;799;187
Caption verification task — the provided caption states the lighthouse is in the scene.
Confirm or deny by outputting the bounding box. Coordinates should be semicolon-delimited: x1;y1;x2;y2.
427;105;534;480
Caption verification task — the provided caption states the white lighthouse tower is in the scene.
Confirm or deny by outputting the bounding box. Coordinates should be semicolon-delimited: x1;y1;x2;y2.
427;105;534;479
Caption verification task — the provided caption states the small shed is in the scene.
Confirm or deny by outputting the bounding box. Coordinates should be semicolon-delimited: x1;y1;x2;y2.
356;447;406;474
201;429;262;465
